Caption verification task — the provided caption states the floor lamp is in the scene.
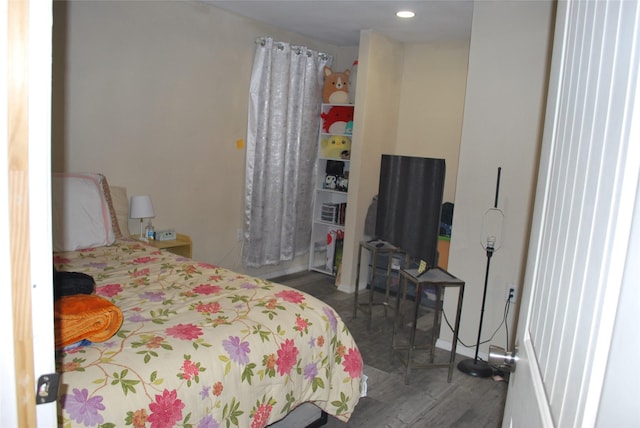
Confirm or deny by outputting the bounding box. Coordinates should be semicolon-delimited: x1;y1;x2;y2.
458;168;503;378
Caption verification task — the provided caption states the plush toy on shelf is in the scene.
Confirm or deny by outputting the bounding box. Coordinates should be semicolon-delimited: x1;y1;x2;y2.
320;135;351;159
321;105;354;134
324;174;338;190
322;66;350;104
336;174;349;192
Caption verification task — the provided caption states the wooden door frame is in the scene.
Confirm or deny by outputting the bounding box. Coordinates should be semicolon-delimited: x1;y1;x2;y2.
5;0;55;425
8;0;37;425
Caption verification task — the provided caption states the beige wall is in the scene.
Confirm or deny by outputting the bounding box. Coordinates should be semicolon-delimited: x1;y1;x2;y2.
52;0;356;277
396;41;469;203
338;2;553;364
52;0;464;283
339;30;405;290
338;33;469;290
443;1;554;357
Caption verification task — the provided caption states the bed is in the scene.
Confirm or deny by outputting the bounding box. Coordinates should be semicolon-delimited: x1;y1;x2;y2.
52;173;363;427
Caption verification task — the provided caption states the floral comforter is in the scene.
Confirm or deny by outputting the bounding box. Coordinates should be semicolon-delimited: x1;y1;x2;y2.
53;239;362;428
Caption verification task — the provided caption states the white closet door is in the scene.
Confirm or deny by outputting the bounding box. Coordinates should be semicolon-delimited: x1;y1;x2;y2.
502;0;640;426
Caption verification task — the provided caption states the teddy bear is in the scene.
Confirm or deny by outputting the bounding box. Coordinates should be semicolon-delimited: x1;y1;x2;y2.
322;66;350;104
321;105;354;134
320;135;351;159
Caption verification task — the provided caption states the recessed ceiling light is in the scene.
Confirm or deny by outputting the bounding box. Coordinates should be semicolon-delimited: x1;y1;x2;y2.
396;10;415;19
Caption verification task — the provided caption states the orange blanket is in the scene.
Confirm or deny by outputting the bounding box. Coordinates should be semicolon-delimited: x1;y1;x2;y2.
54;294;123;349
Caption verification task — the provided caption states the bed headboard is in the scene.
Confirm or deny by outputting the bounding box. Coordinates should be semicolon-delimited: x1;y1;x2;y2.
109;185;130;237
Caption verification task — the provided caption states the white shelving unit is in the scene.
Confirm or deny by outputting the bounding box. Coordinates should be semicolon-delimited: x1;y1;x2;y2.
309;103;354;276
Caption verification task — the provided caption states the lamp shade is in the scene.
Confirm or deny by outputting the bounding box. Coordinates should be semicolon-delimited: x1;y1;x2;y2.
129;195;155;219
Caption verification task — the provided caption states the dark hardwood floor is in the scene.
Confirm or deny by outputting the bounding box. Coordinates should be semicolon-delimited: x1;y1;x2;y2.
273;271;507;428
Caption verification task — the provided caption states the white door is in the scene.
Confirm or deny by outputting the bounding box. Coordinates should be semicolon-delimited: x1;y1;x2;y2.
502;1;640;427
30;1;57;426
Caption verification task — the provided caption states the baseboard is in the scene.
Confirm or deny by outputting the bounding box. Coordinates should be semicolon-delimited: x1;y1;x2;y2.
336;282;355;293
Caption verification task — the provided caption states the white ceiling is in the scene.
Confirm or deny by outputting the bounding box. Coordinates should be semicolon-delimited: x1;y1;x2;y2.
203;1;474;46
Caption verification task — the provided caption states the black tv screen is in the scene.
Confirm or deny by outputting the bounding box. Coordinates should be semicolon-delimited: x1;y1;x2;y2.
375;155;445;268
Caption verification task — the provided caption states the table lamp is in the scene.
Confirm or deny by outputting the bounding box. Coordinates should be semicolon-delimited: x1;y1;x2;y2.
129;195;155;241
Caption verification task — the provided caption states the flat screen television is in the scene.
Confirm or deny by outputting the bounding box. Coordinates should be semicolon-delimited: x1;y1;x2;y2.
375;155;446;270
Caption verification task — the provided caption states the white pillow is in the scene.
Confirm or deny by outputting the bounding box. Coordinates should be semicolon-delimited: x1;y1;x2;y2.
52;173;116;251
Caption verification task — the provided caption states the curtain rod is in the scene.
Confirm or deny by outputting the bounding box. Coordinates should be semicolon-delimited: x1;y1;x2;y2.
255;37;329;60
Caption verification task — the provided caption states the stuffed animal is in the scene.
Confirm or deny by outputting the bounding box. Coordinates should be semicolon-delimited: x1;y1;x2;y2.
320;135;351;159
336;174;349;192
345;121;353;136
321;105;354;134
323;66;350;104
324;175;338;190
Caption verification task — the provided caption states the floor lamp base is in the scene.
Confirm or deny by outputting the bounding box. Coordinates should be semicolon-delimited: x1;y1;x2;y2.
457;358;493;378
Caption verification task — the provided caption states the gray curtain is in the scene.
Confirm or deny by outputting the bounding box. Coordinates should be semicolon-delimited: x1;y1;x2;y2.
243;38;331;267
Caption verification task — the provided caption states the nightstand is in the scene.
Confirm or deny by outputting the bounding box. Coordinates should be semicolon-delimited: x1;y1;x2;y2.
134;233;192;258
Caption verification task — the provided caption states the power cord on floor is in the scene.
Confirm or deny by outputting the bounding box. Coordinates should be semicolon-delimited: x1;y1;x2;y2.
441;294;511;351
